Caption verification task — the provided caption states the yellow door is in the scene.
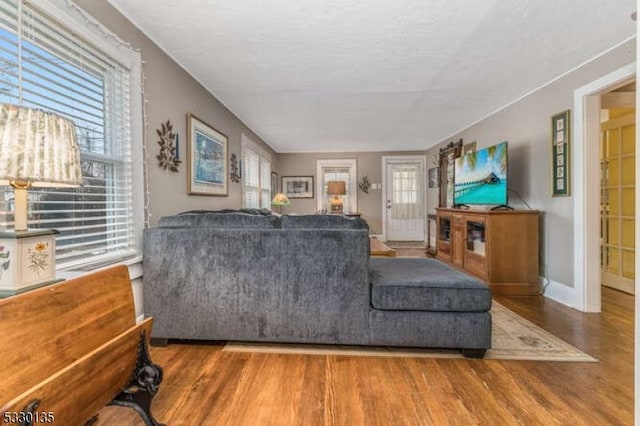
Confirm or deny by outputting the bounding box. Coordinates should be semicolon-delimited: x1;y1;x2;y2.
601;111;635;294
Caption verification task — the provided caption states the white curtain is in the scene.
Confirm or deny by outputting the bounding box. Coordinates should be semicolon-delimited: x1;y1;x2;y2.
391;165;422;219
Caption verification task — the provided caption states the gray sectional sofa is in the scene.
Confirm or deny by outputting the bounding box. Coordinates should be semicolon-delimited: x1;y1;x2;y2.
143;210;492;357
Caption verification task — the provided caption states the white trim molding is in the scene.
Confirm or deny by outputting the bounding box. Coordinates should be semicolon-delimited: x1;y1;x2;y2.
541;277;578;309
573;62;635;312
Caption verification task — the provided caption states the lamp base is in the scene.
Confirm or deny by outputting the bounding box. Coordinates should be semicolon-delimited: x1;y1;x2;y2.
0;229;59;297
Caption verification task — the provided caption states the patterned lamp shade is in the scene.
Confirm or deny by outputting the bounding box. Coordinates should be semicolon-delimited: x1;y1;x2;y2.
0;104;82;231
0;104;82;187
271;193;291;206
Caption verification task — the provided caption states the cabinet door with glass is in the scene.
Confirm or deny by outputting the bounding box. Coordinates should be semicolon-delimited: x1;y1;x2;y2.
464;217;488;279
436;214;452;261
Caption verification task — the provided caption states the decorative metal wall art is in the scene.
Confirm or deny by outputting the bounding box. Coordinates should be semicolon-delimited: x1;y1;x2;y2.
230;153;241;183
358;175;370;194
156;120;181;172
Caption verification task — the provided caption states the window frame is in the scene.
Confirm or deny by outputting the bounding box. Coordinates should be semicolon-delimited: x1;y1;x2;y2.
316;159;357;213
2;0;144;270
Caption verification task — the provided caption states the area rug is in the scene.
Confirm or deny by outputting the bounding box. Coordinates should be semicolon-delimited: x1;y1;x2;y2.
385;241;427;249
223;302;597;362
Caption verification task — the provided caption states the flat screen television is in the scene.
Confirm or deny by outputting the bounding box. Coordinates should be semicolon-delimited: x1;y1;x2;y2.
454;141;508;206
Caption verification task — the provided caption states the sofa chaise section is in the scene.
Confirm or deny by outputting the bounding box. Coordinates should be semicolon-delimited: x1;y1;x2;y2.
368;257;492;357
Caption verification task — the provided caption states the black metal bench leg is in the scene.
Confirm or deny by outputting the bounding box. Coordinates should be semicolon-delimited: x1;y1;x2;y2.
109;331;165;426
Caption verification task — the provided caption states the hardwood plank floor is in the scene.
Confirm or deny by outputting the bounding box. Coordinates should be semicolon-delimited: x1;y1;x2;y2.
97;250;634;425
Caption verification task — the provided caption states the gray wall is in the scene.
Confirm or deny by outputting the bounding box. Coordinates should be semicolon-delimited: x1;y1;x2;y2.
426;39;635;289
76;1;276;226
278;151;424;234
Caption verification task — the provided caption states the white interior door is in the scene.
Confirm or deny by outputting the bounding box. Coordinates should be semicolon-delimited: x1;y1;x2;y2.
384;159;425;241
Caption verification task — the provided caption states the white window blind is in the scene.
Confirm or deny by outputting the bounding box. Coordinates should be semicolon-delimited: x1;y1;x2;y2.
0;0;138;268
241;135;271;210
260;157;271;208
243;149;260;208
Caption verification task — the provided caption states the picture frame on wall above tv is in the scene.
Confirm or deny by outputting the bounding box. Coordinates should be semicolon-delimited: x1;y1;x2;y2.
453;141;508;207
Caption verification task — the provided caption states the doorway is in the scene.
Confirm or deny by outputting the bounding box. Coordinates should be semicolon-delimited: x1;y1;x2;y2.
600;85;636;295
574;63;635;312
382;156;426;241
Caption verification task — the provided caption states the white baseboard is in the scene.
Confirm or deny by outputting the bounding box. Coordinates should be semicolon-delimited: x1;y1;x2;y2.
541;276;578;309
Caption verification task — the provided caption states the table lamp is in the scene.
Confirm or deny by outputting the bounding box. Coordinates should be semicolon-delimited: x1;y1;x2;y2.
0;104;83;296
327;180;346;213
271;192;290;214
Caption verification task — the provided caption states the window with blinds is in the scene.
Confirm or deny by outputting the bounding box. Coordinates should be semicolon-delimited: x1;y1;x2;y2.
0;0;137;268
241;136;271;209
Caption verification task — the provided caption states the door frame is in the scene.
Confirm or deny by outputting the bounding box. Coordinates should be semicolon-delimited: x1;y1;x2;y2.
381;155;427;241
573;62;635;312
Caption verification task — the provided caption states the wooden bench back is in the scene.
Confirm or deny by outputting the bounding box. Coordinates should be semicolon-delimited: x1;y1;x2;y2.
0;265;136;404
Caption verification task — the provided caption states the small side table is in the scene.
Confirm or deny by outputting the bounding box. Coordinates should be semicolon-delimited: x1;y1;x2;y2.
0;229;61;297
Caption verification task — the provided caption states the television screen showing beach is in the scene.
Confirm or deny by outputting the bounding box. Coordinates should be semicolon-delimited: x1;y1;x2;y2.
195;131;225;185
454;141;507;205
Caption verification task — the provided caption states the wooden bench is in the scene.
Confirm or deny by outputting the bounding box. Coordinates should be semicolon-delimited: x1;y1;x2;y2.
0;265;163;426
369;236;397;257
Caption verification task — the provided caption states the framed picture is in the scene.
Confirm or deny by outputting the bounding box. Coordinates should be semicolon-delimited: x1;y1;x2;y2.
271;171;278;199
282;176;314;198
428;167;439;188
551;110;570;197
187;113;228;196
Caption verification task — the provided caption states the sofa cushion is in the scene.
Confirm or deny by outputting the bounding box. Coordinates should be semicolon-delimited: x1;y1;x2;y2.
280;214;368;230
369;258;492;312
157;212;280;228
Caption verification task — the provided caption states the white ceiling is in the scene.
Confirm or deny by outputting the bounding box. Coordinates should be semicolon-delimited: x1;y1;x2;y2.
108;0;635;153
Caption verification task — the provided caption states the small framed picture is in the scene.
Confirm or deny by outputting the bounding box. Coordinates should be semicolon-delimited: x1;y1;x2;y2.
282;176;314;198
557;167;564;178
556;118;564;131
556;156;564;166
556;131;564;144
557;144;564;155
428;167;439;188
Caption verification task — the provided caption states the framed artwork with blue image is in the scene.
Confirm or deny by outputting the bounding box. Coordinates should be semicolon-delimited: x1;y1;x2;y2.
187;113;228;196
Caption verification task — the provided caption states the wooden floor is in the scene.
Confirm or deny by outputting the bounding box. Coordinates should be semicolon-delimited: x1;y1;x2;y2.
97;249;634;425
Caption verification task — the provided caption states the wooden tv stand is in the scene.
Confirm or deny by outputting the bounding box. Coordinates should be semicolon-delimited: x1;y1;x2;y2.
435;208;540;295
